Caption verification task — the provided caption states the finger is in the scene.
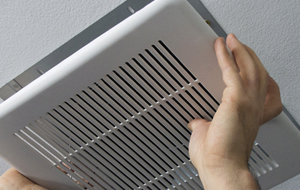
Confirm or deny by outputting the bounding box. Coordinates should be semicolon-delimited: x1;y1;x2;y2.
261;76;283;124
243;44;269;91
243;44;261;67
226;34;259;90
214;37;243;89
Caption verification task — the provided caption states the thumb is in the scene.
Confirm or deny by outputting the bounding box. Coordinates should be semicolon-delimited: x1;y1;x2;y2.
188;119;210;169
188;118;210;132
188;118;211;145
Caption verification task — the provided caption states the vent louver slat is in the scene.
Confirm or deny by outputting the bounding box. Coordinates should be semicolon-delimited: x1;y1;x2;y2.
13;41;277;189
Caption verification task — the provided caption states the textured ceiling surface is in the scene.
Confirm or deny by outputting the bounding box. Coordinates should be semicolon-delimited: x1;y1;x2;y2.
0;0;299;189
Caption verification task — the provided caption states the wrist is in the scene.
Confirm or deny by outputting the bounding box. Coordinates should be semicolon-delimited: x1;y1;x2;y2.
198;165;259;190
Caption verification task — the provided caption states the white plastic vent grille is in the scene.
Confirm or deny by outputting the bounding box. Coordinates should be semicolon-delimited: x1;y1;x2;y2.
14;41;277;190
249;142;279;178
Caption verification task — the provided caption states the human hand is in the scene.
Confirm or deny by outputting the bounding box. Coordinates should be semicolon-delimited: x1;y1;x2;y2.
188;34;282;190
0;168;47;190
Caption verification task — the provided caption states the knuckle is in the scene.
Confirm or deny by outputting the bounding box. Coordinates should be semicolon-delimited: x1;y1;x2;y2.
274;102;283;116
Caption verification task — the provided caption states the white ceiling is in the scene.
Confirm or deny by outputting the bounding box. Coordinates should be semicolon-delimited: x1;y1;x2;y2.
0;0;299;189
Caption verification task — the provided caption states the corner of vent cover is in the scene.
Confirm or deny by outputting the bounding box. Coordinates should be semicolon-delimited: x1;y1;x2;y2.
0;0;300;190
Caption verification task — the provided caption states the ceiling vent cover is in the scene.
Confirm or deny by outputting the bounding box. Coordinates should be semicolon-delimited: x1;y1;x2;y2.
0;0;300;189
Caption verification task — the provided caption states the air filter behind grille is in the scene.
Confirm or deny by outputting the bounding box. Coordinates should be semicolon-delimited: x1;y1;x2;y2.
0;0;300;189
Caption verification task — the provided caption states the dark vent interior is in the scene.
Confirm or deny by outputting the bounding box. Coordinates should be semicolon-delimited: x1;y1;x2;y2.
14;41;277;190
